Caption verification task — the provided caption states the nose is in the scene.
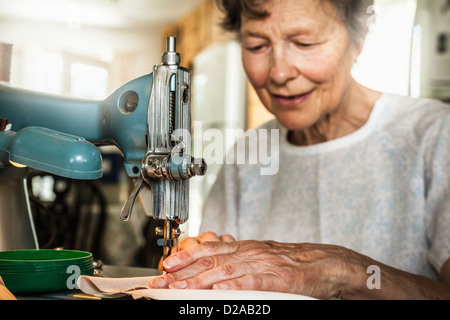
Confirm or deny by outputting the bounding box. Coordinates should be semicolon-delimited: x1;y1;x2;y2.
269;47;298;85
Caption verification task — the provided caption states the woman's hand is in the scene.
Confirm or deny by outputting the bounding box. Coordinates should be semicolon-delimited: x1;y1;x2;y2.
151;240;370;299
151;239;450;299
157;232;235;272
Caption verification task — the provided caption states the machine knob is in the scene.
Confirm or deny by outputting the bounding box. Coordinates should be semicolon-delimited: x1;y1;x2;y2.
190;158;207;177
161;37;180;66
143;154;207;182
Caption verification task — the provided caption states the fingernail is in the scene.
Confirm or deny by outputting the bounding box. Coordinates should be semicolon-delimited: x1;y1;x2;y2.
150;277;166;288
163;255;180;270
169;280;187;289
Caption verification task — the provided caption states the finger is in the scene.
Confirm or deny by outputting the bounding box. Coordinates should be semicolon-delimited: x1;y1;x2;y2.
219;234;235;242
157;257;164;272
178;237;200;251
163;240;237;272
197;231;222;243
152;243;242;288
168;261;252;289
178;232;231;252
212;273;280;292
150;272;176;288
151;255;228;288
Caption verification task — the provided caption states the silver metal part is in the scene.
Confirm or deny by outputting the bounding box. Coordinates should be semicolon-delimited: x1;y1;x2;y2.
167;37;176;52
143;154;206;182
162;37;180;66
120;179;145;222
157;220;180;261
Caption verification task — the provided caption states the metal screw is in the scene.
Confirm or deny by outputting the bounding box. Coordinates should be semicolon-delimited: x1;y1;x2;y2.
155;226;164;236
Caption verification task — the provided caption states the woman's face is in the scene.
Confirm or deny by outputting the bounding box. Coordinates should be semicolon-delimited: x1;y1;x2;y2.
241;0;361;131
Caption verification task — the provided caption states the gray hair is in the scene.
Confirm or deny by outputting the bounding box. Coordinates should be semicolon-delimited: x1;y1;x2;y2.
216;0;374;48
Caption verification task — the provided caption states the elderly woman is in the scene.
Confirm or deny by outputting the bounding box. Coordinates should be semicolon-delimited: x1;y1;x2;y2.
151;0;450;299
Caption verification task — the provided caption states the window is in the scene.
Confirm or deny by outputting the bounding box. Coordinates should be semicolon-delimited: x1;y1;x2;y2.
36;52;63;94
352;0;418;96
70;63;108;99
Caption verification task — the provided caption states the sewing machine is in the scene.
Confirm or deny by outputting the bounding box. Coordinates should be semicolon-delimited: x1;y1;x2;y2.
0;37;206;262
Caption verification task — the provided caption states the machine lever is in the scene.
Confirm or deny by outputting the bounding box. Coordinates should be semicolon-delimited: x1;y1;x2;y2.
120;179;147;221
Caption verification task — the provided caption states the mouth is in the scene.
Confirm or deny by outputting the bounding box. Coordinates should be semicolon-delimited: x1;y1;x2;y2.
272;89;315;108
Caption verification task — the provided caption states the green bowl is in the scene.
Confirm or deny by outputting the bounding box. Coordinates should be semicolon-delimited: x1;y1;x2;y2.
0;249;94;293
0;262;94;273
1;268;94;293
0;259;94;272
0;249;92;265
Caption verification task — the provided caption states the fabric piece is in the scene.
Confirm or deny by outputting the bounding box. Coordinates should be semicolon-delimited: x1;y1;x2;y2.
77;275;314;300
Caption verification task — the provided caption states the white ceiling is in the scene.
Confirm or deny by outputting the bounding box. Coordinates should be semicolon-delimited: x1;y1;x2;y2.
0;0;206;30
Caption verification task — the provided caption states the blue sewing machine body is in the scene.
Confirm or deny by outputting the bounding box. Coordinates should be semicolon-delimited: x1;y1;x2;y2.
0;73;152;179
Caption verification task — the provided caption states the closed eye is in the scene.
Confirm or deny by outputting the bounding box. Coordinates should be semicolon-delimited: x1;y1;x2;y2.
245;44;269;53
293;42;315;48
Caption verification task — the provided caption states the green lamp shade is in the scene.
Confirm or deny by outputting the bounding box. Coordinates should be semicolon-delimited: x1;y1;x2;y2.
7;126;102;180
